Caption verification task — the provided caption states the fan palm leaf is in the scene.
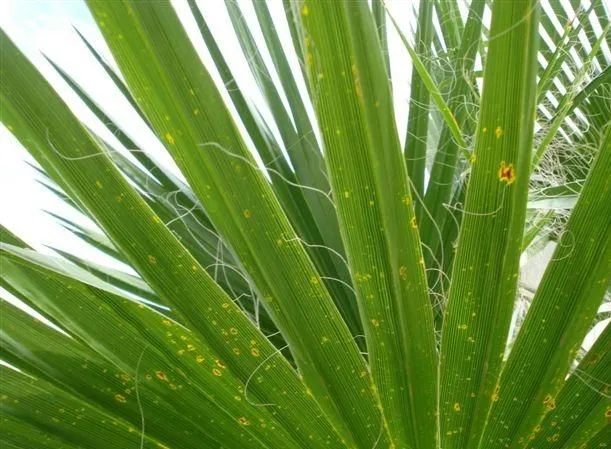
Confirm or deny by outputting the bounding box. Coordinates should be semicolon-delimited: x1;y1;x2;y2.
1;1;609;448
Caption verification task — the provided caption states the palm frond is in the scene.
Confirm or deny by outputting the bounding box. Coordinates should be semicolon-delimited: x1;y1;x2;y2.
1;1;609;449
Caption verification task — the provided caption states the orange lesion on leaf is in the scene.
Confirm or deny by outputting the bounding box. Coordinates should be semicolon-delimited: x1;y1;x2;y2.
492;384;500;401
543;394;556;410
498;161;516;185
352;63;363;100
305;52;313;67
238;417;251;426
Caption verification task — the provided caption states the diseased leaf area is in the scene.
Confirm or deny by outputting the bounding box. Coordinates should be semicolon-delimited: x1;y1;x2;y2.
1;1;610;448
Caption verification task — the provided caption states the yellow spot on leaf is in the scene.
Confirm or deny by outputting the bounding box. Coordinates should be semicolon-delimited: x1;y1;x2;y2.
492;385;500;401
543;394;556;410
352;63;363;99
305;52;313;66
238;417;251;426
453;402;461;412
155;371;168;381
301;4;309;16
148;255;157;264
399;266;408;280
212;368;222;377
355;272;373;282
195;355;205;363
165;132;175;145
371;319;380;328
310;275;319;285
95;180;104;189
193;108;200;115
251;347;260;357
243;209;252;219
216;360;226;369
410;216;418;229
114;394;127;403
495;126;503;139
